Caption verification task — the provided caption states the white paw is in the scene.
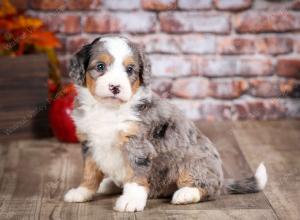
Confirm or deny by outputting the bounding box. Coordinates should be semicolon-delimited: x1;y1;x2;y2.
64;186;94;203
171;187;201;204
113;183;147;212
98;178;122;195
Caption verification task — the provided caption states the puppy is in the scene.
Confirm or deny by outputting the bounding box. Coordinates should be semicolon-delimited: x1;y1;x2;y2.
64;35;267;212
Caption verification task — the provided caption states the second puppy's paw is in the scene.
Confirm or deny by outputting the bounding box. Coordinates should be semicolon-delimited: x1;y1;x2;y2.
64;186;94;203
113;183;147;212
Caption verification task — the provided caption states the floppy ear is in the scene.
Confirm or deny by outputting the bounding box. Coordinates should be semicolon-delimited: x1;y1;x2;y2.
138;46;152;87
69;37;100;86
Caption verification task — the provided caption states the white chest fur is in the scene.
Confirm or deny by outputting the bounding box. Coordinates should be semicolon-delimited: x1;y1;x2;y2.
72;88;140;186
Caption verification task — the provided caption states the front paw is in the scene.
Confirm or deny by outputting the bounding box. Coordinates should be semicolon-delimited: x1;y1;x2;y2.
113;183;148;212
64;186;94;202
114;194;146;212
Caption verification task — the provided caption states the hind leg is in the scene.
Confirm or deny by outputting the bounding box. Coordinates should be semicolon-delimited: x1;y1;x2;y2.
172;187;203;204
171;160;223;205
171;169;208;204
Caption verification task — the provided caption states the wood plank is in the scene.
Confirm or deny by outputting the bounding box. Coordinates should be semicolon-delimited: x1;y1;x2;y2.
0;54;50;141
0;54;48;76
232;120;300;220
135;209;277;220
1;120;290;219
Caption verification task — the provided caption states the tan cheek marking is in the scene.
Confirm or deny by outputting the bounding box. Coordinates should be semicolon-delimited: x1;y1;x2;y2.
131;79;141;95
86;73;97;96
80;156;104;191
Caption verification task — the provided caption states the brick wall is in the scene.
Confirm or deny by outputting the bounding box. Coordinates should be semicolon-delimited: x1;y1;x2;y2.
24;0;300;121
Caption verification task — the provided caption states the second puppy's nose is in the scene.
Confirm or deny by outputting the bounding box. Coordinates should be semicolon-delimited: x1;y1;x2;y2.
109;84;120;95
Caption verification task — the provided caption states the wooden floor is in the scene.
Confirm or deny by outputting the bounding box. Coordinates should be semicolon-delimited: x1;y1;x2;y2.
0;121;299;220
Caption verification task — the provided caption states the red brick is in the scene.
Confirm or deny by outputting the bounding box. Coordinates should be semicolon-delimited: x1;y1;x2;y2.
103;0;140;10
214;0;252;11
171;77;210;99
142;34;216;54
142;34;180;53
84;12;156;33
30;0;66;10
66;36;91;54
149;55;193;78
256;37;293;55
234;12;300;33
67;0;101;10
232;102;248;120
179;35;216;54
84;14;119;33
151;78;173;98
248;78;299;98
33;14;81;34
277;59;300;79
217;37;255;54
142;0;176;11
198;101;232;121
292;1;300;10
210;79;248;99
294;38;300;53
178;0;212;10
160;12;230;34
194;58;273;77
247;99;286;120
60;15;81;34
171;99;296;120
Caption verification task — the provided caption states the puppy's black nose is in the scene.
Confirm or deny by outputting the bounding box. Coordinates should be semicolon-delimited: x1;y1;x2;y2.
109;84;120;95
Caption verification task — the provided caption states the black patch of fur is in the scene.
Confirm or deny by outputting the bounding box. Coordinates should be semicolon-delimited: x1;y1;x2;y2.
69;37;100;86
135;157;151;167
153;122;169;139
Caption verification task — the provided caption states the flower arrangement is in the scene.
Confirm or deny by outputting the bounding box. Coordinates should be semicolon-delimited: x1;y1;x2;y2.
0;0;62;98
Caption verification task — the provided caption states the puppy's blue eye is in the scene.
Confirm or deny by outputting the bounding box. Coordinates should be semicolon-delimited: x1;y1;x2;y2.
126;65;134;75
96;63;105;72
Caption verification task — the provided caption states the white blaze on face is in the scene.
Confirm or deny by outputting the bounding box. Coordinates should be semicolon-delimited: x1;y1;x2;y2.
94;37;133;102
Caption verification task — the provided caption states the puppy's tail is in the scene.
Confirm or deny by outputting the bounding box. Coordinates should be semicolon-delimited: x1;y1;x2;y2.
223;163;267;194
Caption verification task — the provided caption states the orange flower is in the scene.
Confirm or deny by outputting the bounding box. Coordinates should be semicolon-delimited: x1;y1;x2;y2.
0;0;16;18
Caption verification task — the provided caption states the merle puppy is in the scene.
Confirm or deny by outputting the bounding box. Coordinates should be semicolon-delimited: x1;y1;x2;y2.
64;35;267;212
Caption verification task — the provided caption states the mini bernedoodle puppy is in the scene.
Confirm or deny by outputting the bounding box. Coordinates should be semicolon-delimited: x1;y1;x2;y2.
64;35;267;212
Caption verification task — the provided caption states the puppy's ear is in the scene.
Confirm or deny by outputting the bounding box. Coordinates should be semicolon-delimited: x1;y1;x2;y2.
69;37;100;86
138;46;152;87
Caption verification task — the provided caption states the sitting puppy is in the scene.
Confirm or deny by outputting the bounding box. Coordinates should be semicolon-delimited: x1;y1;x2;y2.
64;35;267;212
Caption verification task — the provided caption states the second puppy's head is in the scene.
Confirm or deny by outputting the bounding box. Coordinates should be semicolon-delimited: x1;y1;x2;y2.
69;35;151;104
